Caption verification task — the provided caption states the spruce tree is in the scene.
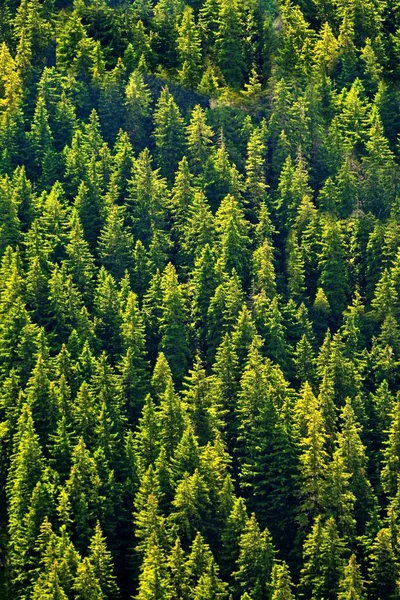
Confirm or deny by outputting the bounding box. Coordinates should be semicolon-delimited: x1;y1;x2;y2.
338;554;367;600
153;87;185;181
159;263;189;383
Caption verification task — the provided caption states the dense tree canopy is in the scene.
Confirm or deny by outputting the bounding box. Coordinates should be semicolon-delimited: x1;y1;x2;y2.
1;0;400;598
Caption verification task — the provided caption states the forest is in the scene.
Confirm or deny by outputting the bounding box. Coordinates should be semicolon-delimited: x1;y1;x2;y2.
1;0;400;597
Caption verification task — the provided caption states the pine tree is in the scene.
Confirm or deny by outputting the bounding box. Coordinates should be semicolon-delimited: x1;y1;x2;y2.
183;354;215;445
276;154;313;231
185;531;214;587
192;558;228;599
0;175;21;254
60;438;102;552
25;345;57;446
299;516;346;600
133;395;161;474
118;291;149;423
169;156;195;240
136;540;173;600
338;554;367;600
177;7;202;88
167;538;190;599
318;220;349;322
159;263;189;382
270;562;295;600
362;105;396;218
286;229;306;301
28;95;58;186
153;87;185;182
73;557;104;600
294;335;316;385
181;189;215;267
6;404;45;595
206;273;244;363
171;469;211;544
73;181;106;253
324;448;356;541
382;400;400;499
368;528;400;600
72;381;98;447
191;244;219;344
88;521;119;598
32;562;69;600
215;194;250;282
231;305;257;370
186;105;214;177
297;384;329;529
337;399;375;534
124;69;152;150
98;204;134;280
172;424;201;482
221;496;248;578
278;0;313;77
210;333;239;448
371;268;398;322
158;380;187;459
215;0;246;88
66;209;96;302
127;148;168;247
233;514;275;600
245;127;268;210
133;465;166;554
93;268;122;358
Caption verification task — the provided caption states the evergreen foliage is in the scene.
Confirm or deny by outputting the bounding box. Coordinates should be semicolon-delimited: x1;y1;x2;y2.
1;0;400;597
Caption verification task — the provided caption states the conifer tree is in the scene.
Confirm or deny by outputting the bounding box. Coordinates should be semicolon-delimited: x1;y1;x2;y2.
318;219;349;322
133;395;161;474
93;269;122;358
125;69;152;150
192;558;228;600
133;465;166;553
368;528;400;600
297;384;329;528
88;521;119;598
183;354;215;445
159;263;189;382
66;209;96;302
338;554;367;600
127;148;168;247
337;399;375;534
382;400;400;498
270;562;295;600
245;127;268;210
153;87;185;181
118;291;149;422
25;345;57;446
215;0;246;87
233;514;275;600
73;557;104;600
363;107;396;218
31;562;69;600
182;190;215;267
28;95;58;186
186;105;214;177
299;516;346;600
6;404;45;595
73;181;106;253
221;496;248;578
60;438;102;552
136;539;173;600
167;538;190;599
98;204;134;281
177;7;202;89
